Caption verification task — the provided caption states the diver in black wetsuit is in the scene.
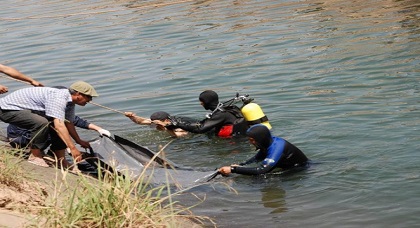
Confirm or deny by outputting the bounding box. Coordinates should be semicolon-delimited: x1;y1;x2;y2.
219;124;308;176
163;90;248;137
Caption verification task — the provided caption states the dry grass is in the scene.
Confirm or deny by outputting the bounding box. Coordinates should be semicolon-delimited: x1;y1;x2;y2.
0;147;27;189
0;146;214;227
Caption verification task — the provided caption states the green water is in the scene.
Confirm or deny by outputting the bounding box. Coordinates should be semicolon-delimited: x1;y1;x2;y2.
1;0;419;227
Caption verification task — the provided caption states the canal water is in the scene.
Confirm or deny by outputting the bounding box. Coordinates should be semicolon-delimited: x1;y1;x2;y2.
0;0;419;227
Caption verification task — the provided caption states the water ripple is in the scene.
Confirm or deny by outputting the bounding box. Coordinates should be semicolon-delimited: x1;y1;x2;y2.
1;0;419;227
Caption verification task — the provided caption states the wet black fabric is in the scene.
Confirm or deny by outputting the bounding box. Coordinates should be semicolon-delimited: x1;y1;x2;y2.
276;140;308;169
173;109;245;135
230;125;309;175
171;90;248;136
79;135;217;187
246;124;273;149
199;90;219;110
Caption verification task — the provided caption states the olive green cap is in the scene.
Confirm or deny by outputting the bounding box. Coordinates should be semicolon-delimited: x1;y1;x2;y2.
70;81;98;97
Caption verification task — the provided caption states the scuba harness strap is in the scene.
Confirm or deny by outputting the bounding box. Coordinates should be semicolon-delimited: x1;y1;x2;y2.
246;115;269;125
205;102;248;137
219;93;272;129
198;93;271;136
205;102;224;119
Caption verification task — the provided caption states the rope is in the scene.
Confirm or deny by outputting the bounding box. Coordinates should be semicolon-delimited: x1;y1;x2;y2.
88;102;125;115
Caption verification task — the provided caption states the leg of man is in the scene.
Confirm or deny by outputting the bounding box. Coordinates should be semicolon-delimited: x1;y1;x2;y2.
7;124;32;149
0;109;50;167
49;124;72;168
0;110;50;155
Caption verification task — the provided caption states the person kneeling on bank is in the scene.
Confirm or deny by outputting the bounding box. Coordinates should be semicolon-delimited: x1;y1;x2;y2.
0;81;98;168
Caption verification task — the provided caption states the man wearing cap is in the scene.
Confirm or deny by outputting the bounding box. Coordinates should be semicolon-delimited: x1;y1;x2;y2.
124;111;188;138
0;81;98;168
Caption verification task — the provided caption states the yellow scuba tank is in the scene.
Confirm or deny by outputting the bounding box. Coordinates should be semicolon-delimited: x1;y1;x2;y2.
241;102;272;129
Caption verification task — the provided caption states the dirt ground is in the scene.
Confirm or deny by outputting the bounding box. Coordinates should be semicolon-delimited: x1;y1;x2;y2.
0;209;28;227
0;154;81;227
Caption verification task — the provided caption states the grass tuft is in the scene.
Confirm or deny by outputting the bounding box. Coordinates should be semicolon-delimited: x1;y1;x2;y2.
0;145;216;227
0;147;27;190
38;160;213;227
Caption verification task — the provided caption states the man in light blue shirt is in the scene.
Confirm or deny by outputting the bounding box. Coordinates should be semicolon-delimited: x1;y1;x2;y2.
0;81;98;168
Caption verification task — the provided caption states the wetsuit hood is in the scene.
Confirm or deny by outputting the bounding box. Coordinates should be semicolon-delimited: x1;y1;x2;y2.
246;124;273;149
199;90;219;110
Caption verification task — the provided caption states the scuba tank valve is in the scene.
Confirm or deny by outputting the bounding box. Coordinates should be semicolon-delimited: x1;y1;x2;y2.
223;93;272;129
